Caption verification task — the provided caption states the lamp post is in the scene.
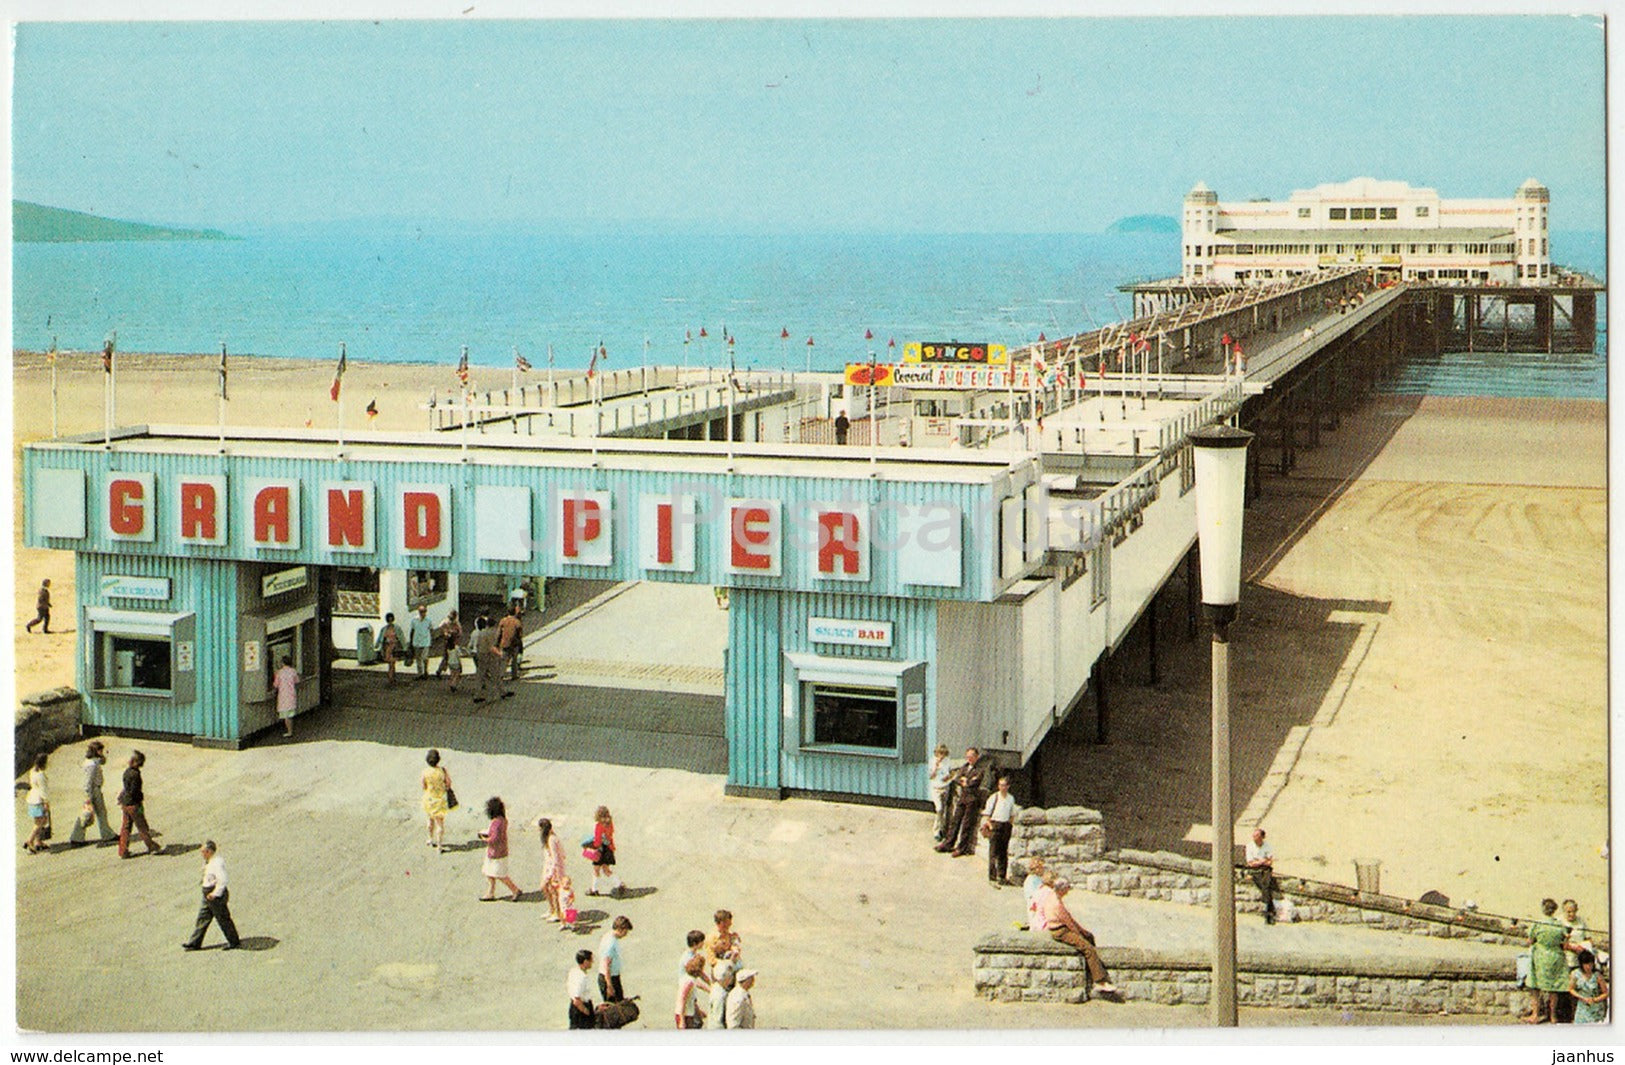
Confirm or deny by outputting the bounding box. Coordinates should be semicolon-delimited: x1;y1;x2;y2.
1190;422;1253;1028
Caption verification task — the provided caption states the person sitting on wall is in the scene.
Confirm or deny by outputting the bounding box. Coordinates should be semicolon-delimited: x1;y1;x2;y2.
1039;878;1118;997
935;747;993;857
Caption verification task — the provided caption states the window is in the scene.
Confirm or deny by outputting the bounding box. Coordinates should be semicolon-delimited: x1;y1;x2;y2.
1541;263;1549;277
1297;207;1311;219
1416;206;1430;217
804;683;898;750
334;566;381;617
1328;207;1347;220
407;570;449;609
1541;239;1547;255
1352;207;1377;221
1193;264;1204;277
1379;207;1398;220
100;633;172;693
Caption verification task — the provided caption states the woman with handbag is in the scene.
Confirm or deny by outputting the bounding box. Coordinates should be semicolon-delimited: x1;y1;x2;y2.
421;749;454;852
23;753;50;854
585;805;623;898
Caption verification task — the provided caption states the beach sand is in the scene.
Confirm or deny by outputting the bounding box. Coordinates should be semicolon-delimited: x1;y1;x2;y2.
9;353;1610;1030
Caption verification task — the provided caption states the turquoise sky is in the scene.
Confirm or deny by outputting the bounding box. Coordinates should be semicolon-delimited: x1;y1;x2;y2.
11;16;1608;233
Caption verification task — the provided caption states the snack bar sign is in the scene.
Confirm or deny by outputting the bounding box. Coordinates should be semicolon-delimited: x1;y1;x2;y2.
808;616;894;648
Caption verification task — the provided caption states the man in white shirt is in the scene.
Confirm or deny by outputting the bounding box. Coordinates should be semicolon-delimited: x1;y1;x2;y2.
567;949;596;1029
181;840;241;951
724;968;757;1028
1245;827;1277;925
982;773;1017;887
408;604;435;680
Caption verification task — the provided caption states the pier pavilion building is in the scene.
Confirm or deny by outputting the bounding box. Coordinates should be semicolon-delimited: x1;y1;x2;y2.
1181;176;1555;286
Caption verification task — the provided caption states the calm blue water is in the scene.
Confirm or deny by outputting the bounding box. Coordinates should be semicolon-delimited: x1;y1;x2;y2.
13;226;1606;398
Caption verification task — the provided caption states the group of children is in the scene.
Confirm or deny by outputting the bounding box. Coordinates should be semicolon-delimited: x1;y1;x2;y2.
673;909;757;1029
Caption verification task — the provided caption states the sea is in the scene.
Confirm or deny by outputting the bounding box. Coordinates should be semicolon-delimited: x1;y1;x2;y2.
12;226;1607;400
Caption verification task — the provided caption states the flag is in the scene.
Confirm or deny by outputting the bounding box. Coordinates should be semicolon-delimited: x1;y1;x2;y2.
1038;332;1047;343
429;392;438;410
47;338;57;365
218;343;229;401
699;326;708;339
365;398;378;420
888;338;895;349
102;338;114;374
684;330;692;346
456;346;470;386
806;336;814;348
330;344;346;401
865;328;873;341
515;352;532;372
587;342;604;380
1222;332;1232;346
781;327;790;339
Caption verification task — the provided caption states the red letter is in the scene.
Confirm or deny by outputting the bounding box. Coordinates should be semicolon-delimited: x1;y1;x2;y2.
730;505;773;570
254;486;291;545
402;491;441;551
817;510;861;576
108;479;145;536
655;503;675;565
179;481;217;541
562;498;602;558
327;488;367;548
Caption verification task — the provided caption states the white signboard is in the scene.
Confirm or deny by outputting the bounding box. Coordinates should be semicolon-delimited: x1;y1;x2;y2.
808;616;893;648
904;692;924;729
261;566;308;598
175;641;195;673
475;485;532;562
100;575;172;601
32;469;86;539
243;639;262;674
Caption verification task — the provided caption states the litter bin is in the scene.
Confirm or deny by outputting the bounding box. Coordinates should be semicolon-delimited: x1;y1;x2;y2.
1354;859;1382;894
355;624;377;666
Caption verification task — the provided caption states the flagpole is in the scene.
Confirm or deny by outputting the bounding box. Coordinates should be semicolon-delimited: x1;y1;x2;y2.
337;342;347;454
512;346;520;432
108;330;117;433
547;343;555;406
642;336;650;396
218;342;228;454
49;337;58;439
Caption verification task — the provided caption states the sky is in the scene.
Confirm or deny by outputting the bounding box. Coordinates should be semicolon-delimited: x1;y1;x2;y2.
8;14;1610;234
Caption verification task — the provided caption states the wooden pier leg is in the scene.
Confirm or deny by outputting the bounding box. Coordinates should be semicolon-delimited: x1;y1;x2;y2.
1186;547;1199;640
1147;591;1160;686
1093;657;1109;745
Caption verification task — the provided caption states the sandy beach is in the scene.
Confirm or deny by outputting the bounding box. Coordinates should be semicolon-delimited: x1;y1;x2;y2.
10;351;1609;1030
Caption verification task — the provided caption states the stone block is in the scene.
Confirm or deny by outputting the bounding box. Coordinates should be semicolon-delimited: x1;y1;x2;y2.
1044;807;1104;826
1062;987;1090;1004
14;688;81;776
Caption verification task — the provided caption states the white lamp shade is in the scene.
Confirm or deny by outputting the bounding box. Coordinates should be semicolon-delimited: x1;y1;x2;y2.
1191;426;1253;607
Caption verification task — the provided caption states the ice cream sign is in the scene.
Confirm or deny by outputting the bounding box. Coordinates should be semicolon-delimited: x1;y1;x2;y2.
808;616;894;648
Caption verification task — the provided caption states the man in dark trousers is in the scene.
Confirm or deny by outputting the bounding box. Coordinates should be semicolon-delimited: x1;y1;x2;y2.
182;840;241;951
1245;827;1277;924
116;750;161;858
24;578;50;634
833;410;851;445
936;746;993;857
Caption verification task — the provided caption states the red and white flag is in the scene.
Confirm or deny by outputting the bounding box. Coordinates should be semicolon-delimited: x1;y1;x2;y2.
330;343;347;401
456;346;470;386
515;352;532;372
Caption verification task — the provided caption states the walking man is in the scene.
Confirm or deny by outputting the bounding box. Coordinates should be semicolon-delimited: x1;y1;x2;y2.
68;740;116;846
181;840;241;951
408;603;434;680
1246;827;1277;924
469;615;494;703
115;750;161;858
982;772;1016;886
25;578;51;634
936;747;992;857
496;601;523;689
597;915;633;1003
1039;879;1118;997
567;950;597;1029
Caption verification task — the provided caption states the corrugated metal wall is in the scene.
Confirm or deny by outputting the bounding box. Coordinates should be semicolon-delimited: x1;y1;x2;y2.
26;448;1013;601
728;588;937;802
76;552;240;740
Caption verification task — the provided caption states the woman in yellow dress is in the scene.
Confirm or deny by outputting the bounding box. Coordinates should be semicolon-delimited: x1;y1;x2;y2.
421;749;452;852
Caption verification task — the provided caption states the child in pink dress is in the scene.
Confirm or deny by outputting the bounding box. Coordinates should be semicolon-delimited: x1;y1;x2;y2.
558;875;578;930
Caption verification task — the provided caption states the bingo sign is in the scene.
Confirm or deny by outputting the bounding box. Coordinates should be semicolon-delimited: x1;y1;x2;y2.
904;342;1007;366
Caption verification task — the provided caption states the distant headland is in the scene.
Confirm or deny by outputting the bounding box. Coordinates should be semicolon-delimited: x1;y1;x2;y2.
14;201;233;243
1107;213;1180;234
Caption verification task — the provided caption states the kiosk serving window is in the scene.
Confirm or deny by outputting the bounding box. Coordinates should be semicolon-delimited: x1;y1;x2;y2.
783;653;926;761
84;608;196;701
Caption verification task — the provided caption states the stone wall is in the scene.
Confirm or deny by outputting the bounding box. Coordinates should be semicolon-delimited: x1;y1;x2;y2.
15;687;82;776
1011;807;1571;950
973;935;1524;1016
